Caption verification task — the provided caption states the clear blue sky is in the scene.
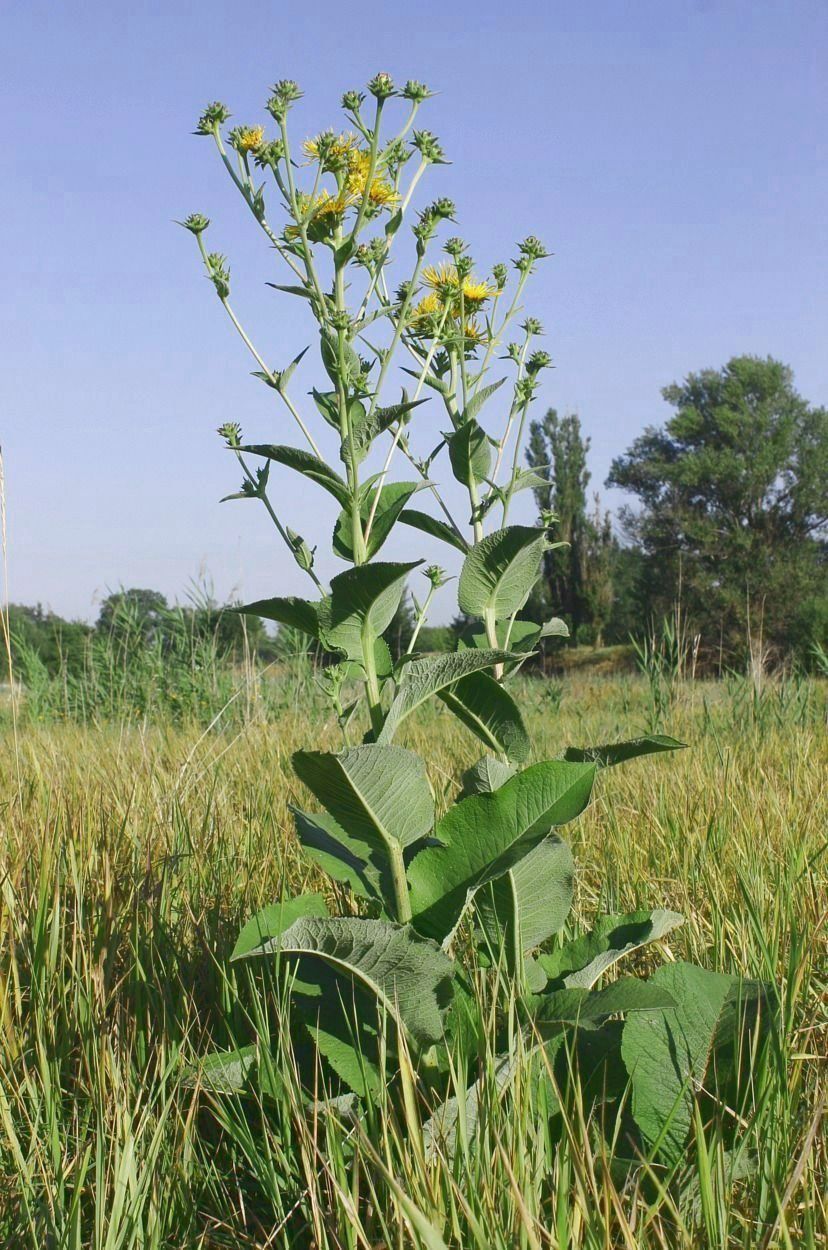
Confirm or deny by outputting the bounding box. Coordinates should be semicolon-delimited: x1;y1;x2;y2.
3;0;826;622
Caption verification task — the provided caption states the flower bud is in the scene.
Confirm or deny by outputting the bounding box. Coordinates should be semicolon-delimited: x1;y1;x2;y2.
411;130;446;164
491;262;508;290
341;89;365;112
206;253;230;300
329;308;352;332
424;564;448;588
402;80;432;103
217;421;242;447
522;317;543;336
253;138;285;171
518;235;550;261
179;212;210;235
526;348;552;374
266;80;302;121
195;102;230;135
444;236;466;258
368;71;396;100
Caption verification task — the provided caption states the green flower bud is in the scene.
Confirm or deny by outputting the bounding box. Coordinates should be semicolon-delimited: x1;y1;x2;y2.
266;79;302;121
506;342;522;363
341;89;365;112
526;348;552;373
540;508;559;529
195;102;230;135
423;564;448;588
368;71;396;100
492;262;508;290
402;80;432;103
522;317;543;336
206;253;230;300
518;235;550;261
253;138;285;171
179;212;210;235
411;129;446;164
444;236;467;258
329;308;352;332
217;421;242;447
454;255;474;280
431;197;456;220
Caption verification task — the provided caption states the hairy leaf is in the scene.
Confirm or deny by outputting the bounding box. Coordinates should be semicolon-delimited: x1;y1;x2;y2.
240;444;350;507
460;755;517;796
293;745;434;914
539;910;684;989
235;595;320;639
318;562;420;660
292;809;385;903
563;735;686;768
621;962;770;1163
458;526;550;620
408;760;595;942
446;421;491;486
439;670;530;763
397;509;469;553
233;916;455;1045
333;481;424;561
475;836;574;958
232;893;329;961
536;977;676;1033
378;649;514;744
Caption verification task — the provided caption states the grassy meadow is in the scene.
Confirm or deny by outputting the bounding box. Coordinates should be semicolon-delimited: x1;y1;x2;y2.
0;668;825;1248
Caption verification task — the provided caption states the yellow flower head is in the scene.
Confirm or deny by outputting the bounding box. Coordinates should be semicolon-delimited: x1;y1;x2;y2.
460;318;487;347
422;262;461;297
236;125;265;152
302;131;360;164
461;277;496;305
345;149;399;209
409;292;442;325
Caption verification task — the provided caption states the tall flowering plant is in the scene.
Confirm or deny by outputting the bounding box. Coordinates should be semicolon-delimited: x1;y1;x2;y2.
183;75;768;1161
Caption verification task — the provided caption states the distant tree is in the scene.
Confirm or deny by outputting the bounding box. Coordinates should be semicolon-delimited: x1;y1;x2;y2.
96;588;168;639
4;604;91;679
527;410;617;644
607;356;828;663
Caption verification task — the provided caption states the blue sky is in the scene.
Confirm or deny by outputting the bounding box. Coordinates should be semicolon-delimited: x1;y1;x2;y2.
3;0;826;622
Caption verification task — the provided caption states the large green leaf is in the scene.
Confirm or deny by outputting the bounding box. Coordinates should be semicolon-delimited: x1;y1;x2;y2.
460;755;517;797
235;595;320;639
475;836;575;960
293;745;434;915
563;735;686;768
397;509;469;554
231;893;329;961
446;421;491;486
240;444;351;507
333;481;424;561
536;977;676;1034
439;671;530;763
318;561;420;660
378;649;514;744
407;760;595;943
539;910;684;989
462;617;569;654
233;916;455;1045
461;376;506;423
621;962;770;1163
458;527;550;620
292;808;385;903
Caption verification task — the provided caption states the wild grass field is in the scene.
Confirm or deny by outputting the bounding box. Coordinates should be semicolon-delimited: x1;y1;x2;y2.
0;670;825;1249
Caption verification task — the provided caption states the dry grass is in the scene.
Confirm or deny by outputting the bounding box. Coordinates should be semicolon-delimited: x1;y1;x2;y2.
0;674;825;1247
